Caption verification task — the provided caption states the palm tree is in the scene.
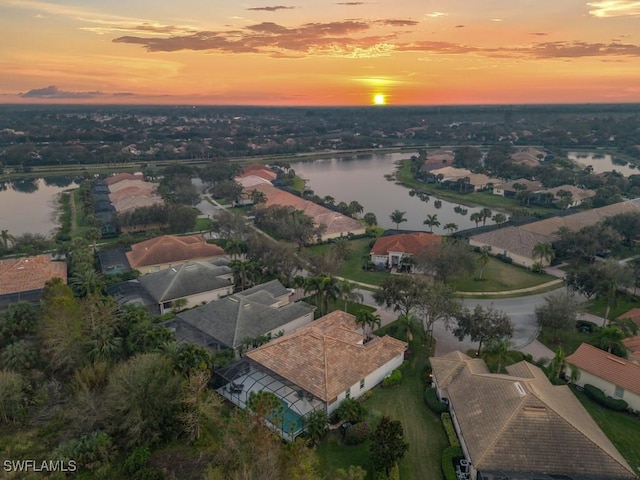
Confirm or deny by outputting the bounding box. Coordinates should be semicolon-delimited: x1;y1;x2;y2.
477;251;490;280
484;338;510;373
363;212;377;226
480;208;493;226
389;209;407;231
348;201;364;218
592;326;626;354
305;276;340;316
225;237;243;260
356;309;381;336
249;189;267;205
423;214;440;232
230;259;261;291
470;212;483;227
340;280;363;311
532;242;555;266
0;229;13;251
70;267;104;298
398;314;418;342
304;409;329;446
443;223;458;234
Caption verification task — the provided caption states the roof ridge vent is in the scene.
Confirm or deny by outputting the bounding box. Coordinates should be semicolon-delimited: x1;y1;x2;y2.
606;355;626;365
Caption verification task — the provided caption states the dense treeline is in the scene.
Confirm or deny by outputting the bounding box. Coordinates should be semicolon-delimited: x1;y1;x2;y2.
1;104;639;171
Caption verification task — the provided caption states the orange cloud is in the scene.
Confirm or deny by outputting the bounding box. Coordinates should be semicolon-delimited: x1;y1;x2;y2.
588;1;640;17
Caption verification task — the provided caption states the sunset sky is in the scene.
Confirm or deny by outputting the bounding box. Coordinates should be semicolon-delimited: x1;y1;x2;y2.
1;0;639;105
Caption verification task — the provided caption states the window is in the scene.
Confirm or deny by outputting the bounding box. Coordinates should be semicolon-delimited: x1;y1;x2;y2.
614;386;625;399
360;379;365;390
345;388;351;399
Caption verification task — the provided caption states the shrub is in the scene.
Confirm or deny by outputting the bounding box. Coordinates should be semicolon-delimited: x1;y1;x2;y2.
576;320;598;333
422;361;433;385
344;422;371;445
424;387;448;414
441;413;460;447
442;446;464;480
336;398;367;423
382;369;403;388
583;384;629;411
496;253;513;264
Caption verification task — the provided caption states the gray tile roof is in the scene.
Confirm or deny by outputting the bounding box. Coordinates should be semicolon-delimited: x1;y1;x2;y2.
430;352;635;479
165;280;315;349
137;260;232;302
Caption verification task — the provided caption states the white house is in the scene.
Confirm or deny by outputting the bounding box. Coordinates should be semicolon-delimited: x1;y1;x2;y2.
567;343;640;413
217;311;407;440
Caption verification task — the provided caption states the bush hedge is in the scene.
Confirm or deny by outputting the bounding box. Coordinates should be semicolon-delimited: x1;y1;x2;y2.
583;384;629;411
344;422;371;445
441;413;460;447
442;446;464;480
496;253;513;264
424;387;448;414
382;369;403;388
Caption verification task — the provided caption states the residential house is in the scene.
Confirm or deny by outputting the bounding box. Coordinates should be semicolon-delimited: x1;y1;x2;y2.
245;184;365;240
0;255;67;307
126;235;225;274
163;279;315;356
110;259;234;315
216;310;406;440
370;232;441;269
510;147;545;167
468;198;640;267
492;178;543;198
544;185;596;208
468;226;555;267
420;150;455;173
430;351;635;480
567;342;640;412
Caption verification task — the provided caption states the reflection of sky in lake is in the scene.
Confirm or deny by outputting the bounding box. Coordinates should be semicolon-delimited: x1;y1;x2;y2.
0;179;75;236
290;153;496;235
568;152;638;177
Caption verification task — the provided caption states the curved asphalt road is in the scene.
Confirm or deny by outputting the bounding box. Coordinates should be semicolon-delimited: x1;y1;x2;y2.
359;287;564;361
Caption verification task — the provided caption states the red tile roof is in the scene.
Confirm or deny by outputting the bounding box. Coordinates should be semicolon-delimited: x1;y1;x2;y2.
105;173;144;186
0;255;67;295
126;235;225;269
370;232;441;257
567;343;640;396
247;310;407;403
618;308;640;327
237;163;277;181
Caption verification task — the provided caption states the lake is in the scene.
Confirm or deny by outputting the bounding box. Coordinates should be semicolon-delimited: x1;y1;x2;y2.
568;151;638;177
290;153;495;235
0;177;79;237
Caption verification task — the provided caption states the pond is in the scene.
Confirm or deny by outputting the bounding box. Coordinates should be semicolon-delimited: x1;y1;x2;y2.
568;151;638;177
290;153;496;235
0;177;79;237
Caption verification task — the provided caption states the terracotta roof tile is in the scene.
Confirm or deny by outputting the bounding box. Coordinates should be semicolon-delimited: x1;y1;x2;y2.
371;232;441;257
126;235;224;269
0;255;67;295
247;184;364;237
247;311;406;402
567;342;640;396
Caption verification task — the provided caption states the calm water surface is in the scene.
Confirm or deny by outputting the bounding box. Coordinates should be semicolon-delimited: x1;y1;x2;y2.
290;153;495;235
568;151;638;176
0;178;76;236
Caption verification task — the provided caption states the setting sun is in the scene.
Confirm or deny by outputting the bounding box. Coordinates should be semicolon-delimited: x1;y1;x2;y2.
373;94;386;105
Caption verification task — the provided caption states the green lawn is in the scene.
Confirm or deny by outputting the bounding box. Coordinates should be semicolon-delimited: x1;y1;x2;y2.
306;238;390;287
538;326;595;356
585;291;640;321
571;386;640;473
194;217;214;232
317;331;448;480
450;254;556;293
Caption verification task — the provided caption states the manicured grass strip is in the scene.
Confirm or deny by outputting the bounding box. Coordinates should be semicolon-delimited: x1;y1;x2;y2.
571;386;640;473
450;254;556;293
586;291;640;321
